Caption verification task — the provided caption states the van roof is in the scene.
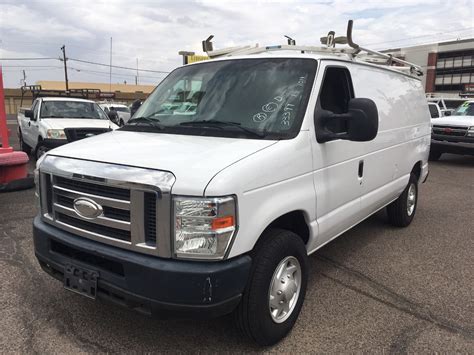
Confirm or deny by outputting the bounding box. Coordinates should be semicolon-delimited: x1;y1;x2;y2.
185;51;422;81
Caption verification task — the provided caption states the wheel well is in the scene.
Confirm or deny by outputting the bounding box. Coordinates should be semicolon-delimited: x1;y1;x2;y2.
265;210;310;245
412;161;422;180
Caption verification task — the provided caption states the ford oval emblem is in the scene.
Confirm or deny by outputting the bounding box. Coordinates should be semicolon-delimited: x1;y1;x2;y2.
73;197;103;219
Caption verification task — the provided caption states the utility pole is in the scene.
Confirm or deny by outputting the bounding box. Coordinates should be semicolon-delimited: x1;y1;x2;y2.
109;37;112;92
22;70;26;86
135;58;139;86
60;45;69;91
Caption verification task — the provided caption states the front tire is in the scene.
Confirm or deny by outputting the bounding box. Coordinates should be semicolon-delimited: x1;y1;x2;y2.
35;143;47;160
429;150;442;161
387;173;418;227
234;229;308;346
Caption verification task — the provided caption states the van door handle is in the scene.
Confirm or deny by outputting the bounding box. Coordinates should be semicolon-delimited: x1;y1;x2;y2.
358;160;364;178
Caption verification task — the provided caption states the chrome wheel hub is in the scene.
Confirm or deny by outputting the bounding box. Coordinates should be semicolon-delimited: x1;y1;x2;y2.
407;183;416;216
268;256;301;323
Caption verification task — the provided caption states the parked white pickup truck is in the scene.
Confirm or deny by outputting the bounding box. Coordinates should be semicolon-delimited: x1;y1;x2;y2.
98;102;131;126
430;100;474;160
18;97;118;160
33;22;430;346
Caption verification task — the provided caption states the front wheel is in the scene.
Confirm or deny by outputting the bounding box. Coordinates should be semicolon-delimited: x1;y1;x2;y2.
234;229;308;346
387;173;418;227
429;150;442;161
35;143;48;161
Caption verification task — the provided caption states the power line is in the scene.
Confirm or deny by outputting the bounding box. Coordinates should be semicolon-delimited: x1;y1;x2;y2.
0;57;58;61
367;26;474;47
68;57;170;74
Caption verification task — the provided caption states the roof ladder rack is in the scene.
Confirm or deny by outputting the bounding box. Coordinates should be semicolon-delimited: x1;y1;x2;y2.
201;20;423;77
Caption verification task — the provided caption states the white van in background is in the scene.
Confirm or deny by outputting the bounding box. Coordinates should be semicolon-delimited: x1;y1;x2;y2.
33;21;430;346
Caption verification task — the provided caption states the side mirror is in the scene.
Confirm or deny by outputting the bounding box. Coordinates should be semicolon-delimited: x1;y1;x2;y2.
443;111;451;116
316;98;379;143
25;109;36;121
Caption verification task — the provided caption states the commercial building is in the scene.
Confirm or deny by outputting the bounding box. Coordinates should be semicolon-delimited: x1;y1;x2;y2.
36;81;155;94
382;38;474;97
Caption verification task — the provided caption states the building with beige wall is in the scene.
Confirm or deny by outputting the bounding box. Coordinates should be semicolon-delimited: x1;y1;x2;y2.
37;81;156;94
4;81;154;115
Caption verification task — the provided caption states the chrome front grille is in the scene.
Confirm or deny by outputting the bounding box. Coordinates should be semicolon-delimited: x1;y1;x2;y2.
39;156;175;258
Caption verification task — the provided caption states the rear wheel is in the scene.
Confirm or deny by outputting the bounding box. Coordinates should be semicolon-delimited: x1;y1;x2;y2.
234;229;308;346
429;150;442;161
387;173;418;227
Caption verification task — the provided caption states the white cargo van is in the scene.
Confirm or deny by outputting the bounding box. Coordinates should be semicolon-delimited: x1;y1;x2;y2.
33;22;430;345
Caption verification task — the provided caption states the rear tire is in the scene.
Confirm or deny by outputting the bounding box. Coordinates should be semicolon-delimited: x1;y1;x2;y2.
233;229;308;346
429;150;442;161
387;173;418;227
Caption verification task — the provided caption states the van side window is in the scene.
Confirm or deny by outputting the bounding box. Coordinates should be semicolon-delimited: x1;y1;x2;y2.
319;67;354;114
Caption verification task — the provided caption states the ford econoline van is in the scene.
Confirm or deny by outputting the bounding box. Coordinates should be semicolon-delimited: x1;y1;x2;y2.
33;22;430;345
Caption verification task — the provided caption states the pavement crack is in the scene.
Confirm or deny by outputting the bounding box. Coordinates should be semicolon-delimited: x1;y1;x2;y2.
317;255;473;340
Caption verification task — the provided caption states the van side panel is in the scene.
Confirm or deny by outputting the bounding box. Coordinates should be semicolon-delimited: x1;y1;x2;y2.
349;64;431;216
205;131;317;259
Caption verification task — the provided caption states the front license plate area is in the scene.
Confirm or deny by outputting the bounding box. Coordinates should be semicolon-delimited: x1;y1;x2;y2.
64;264;99;299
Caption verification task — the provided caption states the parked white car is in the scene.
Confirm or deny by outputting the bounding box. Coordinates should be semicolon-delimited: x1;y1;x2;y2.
99;103;131;126
33;37;430;345
430;100;474;160
17;97;118;160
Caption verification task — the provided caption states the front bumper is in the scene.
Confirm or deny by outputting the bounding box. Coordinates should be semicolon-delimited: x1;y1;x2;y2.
33;216;251;318
42;138;68;150
431;138;474;155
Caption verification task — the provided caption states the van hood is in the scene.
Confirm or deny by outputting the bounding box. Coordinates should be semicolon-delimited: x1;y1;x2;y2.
41;118;116;130
47;130;278;195
432;115;474;127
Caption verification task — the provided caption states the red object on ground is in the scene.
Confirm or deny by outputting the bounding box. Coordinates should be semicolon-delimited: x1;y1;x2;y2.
0;66;34;192
0;150;29;184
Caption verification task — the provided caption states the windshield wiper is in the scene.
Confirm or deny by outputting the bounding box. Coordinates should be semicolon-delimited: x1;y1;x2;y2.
127;116;164;130
179;120;266;138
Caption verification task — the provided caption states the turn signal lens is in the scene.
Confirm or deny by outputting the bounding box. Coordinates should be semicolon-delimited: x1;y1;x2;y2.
211;216;234;230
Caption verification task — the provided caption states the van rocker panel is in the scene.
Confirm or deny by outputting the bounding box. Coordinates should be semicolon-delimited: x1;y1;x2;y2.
33;216;251;318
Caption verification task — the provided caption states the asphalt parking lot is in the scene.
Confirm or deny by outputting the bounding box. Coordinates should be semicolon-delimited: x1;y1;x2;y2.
1;117;473;352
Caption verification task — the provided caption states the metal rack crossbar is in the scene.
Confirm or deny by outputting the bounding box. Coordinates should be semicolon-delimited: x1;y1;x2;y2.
201;20;423;77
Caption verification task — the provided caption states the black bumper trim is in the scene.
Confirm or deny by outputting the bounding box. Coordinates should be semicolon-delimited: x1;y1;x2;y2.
33;216;251;318
42;138;67;149
431;139;474;155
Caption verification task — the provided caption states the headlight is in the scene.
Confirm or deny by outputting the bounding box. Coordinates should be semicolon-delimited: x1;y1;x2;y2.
46;129;66;139
468;126;474;137
174;196;237;260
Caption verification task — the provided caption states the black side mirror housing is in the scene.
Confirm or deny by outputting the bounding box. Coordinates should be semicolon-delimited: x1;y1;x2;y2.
316;98;379;143
25;109;36;121
444;111;451;116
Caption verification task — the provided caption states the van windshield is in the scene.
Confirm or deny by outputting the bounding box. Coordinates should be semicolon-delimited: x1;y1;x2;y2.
40;101;109;120
453;102;474;116
124;58;317;139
